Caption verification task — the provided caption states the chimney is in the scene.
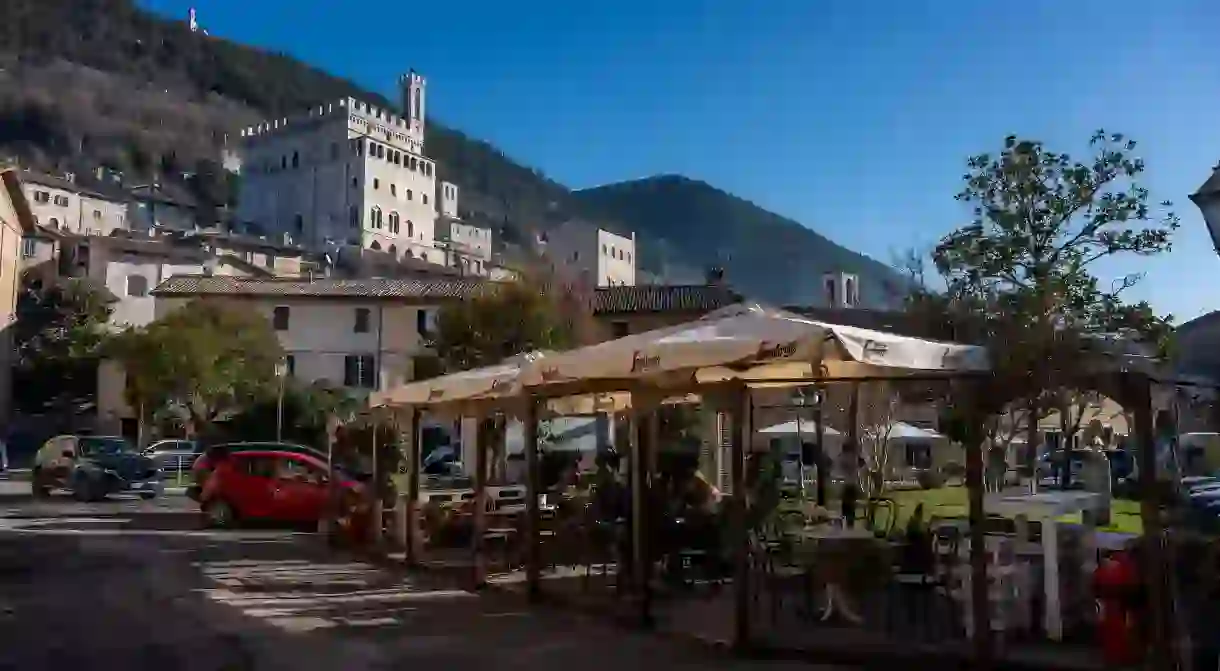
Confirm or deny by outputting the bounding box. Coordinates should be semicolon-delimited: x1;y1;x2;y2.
706;266;725;286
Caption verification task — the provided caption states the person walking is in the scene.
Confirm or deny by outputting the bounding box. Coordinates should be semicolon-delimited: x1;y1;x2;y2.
837;442;862;527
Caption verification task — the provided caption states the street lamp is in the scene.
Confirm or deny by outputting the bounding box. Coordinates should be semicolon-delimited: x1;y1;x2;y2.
1189;162;1220;256
274;358;288;441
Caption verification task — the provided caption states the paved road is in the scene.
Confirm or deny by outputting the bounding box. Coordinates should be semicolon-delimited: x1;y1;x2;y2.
0;484;834;670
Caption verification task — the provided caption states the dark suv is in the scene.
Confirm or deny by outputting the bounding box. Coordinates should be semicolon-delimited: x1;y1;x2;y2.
32;435;162;501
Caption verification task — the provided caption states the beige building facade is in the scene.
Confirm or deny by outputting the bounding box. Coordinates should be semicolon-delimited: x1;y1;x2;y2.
0;169;38;425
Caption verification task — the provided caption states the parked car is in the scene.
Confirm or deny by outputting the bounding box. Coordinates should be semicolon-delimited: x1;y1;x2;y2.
187;441;369;501
32;435;162;501
142;439;200;479
194;448;363;528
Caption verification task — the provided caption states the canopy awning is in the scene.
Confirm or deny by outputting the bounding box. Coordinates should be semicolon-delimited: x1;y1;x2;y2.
519;303;990;390
758;420;841;436
883;421;944;440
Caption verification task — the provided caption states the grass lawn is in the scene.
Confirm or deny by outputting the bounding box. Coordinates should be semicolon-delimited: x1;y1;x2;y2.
886;485;1143;535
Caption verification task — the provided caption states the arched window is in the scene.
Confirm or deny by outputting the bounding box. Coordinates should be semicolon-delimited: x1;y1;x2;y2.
389;244;398;257
407;220;414;237
370;240;382;251
405;249;414;258
370;206;382;229
388;211;400;234
48;217;60;229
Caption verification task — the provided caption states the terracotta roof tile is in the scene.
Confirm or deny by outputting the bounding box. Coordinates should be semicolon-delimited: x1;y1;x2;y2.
152;275;487;300
592;284;741;314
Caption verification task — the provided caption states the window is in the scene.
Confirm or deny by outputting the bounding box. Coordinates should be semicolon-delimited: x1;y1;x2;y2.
272;306;290;331
422;194;428;205
370;240;382;251
611;321;630;338
354;307;371;333
390;184;397;197
388;211;400;234
293;214;304;233
281;155;287;170
602;244;608;255
367;139;376;153
410;157;418;171
389;244;398;257
416;309;429;335
20;237;36;258
53;195;69;207
240;456;279;479
92;209;102;220
405;249;414;258
407;220;414;237
349;205;360;228
344;354;376;388
47;217;59;229
33;191;49;204
626;252;631;263
126;275;149;297
291;151;299;169
285;354;296;376
373;178;380;190
406;189;413;201
264;253;275;269
370;206;382;229
376;144;385;159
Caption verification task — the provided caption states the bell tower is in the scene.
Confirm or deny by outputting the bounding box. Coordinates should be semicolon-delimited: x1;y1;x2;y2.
399;70;427;142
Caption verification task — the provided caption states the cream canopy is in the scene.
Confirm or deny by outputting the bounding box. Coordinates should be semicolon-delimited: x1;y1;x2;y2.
370;303;991;414
518;303;990;389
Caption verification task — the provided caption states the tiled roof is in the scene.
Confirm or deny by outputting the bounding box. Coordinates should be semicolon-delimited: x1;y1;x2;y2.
151;275;487;300
21;170;128;202
593;284;741;314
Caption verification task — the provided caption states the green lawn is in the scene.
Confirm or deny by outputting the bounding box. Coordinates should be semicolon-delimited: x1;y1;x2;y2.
885;485;1144;535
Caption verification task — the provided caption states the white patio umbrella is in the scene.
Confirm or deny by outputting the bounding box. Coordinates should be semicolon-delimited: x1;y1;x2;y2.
884;422;944;440
758;420;841;436
518;303;990;390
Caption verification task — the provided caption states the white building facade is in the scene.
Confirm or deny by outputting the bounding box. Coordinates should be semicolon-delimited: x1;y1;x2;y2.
236;71;445;264
543;221;637;287
21;172;128;236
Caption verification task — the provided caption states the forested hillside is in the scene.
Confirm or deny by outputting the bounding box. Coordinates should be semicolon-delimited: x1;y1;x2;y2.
0;0;901;305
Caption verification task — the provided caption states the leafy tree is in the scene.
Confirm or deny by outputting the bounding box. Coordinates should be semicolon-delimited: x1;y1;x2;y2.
12;273;115;413
908;131;1179;481
106;299;283;437
428;271;594;373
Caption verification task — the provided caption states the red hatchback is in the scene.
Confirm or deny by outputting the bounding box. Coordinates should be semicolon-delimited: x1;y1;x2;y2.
194;449;361;528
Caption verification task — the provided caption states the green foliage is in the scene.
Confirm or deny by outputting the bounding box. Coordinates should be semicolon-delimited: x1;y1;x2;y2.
428;272;594;372
105;299;283;434
13;273;115;413
907;132;1178;424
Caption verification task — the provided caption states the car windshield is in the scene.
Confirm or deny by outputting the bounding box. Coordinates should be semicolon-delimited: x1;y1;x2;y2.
79;437;135;457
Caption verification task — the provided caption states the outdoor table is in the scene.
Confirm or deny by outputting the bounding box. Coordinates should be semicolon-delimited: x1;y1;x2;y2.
791;525;884;625
984;491;1102;641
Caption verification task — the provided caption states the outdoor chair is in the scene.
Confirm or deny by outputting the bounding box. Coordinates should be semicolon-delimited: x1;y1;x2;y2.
750;530;809;624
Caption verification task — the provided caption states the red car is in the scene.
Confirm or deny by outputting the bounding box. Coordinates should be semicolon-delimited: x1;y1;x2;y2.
194;449;362;528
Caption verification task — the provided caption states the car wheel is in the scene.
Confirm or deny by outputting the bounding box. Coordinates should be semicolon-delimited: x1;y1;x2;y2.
203;500;236;528
139;492;157;500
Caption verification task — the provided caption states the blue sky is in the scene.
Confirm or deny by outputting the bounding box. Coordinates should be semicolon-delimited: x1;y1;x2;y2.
143;0;1220;321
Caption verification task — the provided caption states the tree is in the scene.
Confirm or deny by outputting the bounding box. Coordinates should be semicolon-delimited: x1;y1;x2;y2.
428;270;594;373
857;382;900;496
12;273;115;413
107;299;283;437
908;131;1179;484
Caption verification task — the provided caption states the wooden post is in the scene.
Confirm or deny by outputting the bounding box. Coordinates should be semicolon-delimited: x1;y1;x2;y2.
628;398;654;627
405;408;422;566
815;383;827;506
524;398;542;602
964;417;993;667
1127;373;1174;671
472;417;489;588
729;382;751;649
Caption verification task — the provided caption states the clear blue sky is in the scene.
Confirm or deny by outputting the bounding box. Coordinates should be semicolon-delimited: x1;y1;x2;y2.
143;0;1220;321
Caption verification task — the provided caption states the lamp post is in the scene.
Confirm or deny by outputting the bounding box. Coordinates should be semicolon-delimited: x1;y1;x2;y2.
1190;162;1220;256
274;358;288;441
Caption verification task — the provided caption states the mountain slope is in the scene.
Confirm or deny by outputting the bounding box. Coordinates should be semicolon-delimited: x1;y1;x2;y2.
0;0;900;306
574;176;902;306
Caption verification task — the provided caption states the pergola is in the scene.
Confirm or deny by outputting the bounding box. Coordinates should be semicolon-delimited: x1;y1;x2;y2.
368;303;1184;668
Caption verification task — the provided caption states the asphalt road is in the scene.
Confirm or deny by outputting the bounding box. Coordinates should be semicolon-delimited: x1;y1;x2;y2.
0;480;835;671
